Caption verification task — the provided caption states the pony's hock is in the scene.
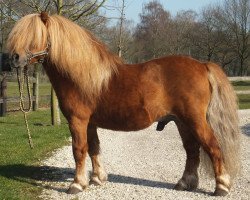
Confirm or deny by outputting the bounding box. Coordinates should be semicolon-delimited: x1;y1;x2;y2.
6;12;241;196
0;53;11;73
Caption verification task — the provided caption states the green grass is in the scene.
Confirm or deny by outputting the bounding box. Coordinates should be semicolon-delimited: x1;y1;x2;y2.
232;81;250;91
0;110;70;199
238;94;250;109
231;81;250;109
6;82;51;111
7;82;51;96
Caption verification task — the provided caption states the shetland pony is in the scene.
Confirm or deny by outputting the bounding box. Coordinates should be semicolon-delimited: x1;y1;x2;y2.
6;12;241;196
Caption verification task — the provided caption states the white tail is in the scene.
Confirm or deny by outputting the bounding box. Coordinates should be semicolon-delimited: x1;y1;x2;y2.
201;62;241;179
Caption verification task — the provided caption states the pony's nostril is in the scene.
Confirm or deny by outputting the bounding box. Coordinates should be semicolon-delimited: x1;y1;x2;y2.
12;53;19;61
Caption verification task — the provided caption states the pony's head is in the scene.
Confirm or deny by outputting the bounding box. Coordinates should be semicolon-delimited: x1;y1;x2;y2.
7;12;121;101
6;12;49;68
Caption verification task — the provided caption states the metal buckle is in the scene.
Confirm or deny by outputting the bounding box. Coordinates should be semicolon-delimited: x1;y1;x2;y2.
25;42;50;65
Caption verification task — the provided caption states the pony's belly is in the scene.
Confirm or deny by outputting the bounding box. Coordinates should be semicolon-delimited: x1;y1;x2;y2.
90;108;153;131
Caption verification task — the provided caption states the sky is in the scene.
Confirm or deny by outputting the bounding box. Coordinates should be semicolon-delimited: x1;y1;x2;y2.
105;0;224;24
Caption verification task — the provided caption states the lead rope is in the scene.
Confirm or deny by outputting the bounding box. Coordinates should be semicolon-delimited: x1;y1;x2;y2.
16;67;34;149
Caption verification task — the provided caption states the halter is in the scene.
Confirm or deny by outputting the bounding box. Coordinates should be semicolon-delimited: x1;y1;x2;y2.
15;42;50;149
25;42;50;65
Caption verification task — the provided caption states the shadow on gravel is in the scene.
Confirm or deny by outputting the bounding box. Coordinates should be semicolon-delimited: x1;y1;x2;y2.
0;164;74;192
108;174;211;195
0;164;211;195
108;173;174;189
241;123;250;136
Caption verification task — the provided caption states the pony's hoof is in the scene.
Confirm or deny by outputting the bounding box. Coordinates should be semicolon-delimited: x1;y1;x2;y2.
174;177;198;191
90;173;108;186
99;171;108;182
174;180;187;191
174;180;198;191
213;188;229;196
67;183;84;194
90;176;103;186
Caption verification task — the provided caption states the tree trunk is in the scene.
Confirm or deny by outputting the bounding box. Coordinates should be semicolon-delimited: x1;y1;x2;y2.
50;0;63;125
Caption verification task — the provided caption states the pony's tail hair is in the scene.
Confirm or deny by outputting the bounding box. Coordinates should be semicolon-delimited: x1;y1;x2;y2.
201;62;241;179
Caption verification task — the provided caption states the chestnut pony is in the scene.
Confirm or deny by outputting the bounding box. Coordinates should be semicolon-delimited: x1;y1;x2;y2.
6;12;241;196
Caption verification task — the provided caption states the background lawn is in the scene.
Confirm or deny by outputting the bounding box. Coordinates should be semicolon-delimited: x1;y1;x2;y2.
6;82;51;111
238;94;250;109
7;82;51;97
0;110;70;199
232;81;250;91
232;81;250;109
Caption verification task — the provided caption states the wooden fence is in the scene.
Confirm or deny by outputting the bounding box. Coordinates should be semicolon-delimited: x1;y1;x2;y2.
228;77;250;81
0;72;50;117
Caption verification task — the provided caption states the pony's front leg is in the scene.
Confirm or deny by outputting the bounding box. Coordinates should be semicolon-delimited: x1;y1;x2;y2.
67;117;89;194
87;124;108;185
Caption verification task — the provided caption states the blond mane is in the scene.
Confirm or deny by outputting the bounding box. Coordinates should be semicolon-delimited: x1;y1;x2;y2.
7;13;122;101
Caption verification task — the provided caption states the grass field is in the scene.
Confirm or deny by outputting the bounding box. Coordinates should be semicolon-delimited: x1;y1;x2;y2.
0;110;70;199
6;82;51;111
232;81;250;91
232;81;250;109
238;94;250;109
7;82;51;96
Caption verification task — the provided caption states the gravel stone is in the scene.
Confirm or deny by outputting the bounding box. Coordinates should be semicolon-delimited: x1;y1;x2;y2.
39;110;250;200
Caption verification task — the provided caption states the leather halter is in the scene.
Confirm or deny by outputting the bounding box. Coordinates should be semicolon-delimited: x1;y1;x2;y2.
25;42;50;65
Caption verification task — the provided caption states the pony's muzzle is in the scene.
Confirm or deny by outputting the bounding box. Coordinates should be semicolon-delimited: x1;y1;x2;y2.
12;53;19;63
10;52;28;69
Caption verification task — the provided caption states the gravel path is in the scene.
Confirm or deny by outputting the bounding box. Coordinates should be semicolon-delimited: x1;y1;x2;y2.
39;110;250;200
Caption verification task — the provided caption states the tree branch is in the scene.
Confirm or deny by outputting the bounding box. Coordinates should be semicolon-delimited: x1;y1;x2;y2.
71;0;106;21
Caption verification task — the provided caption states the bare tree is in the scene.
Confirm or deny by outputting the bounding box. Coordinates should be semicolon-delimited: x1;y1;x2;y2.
222;0;250;75
102;19;134;62
1;0;106;19
169;10;197;55
117;0;125;57
134;0;171;62
102;0;129;58
187;5;229;62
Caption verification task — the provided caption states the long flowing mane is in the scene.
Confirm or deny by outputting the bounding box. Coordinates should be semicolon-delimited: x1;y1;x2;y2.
7;13;122;101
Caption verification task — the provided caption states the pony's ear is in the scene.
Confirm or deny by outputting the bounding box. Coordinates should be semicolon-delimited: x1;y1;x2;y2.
40;11;49;25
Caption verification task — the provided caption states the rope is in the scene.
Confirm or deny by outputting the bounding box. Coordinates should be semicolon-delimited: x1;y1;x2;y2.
16;67;34;149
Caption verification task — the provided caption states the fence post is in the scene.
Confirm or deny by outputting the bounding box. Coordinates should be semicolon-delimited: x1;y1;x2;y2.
32;65;39;111
0;74;7;117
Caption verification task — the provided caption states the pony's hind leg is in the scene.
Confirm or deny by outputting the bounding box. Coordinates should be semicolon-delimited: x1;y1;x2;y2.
188;116;231;196
87;124;108;185
174;121;200;191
